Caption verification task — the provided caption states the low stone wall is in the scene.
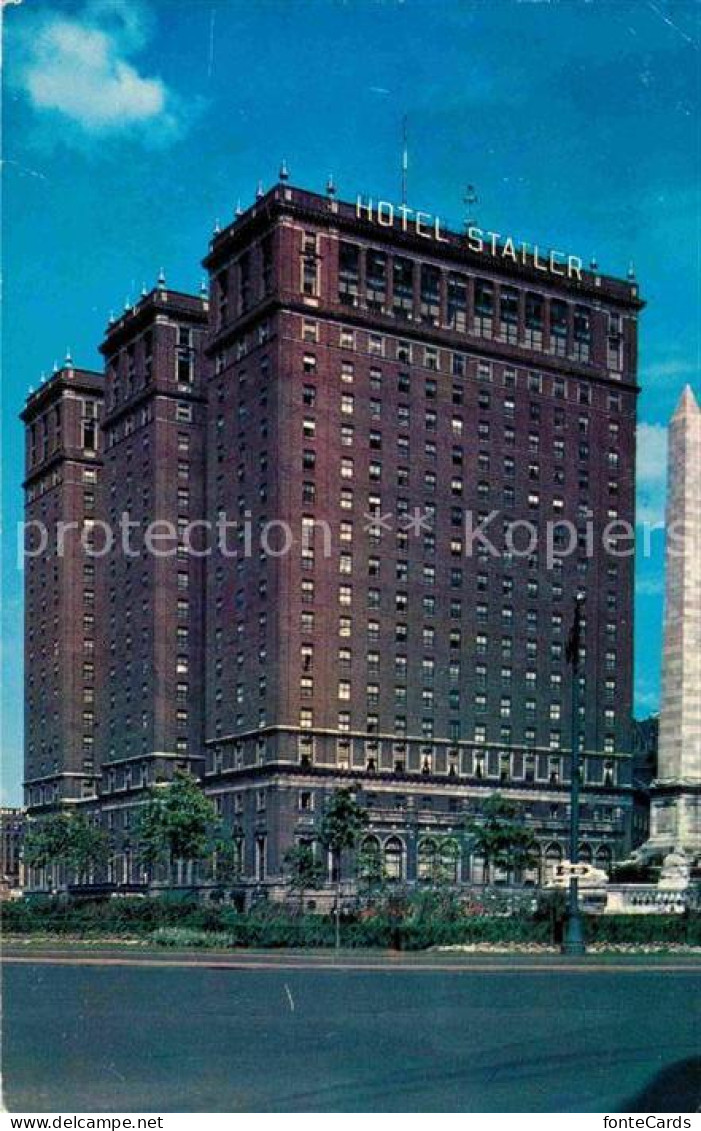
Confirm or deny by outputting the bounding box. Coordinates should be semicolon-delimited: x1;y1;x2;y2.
603;885;690;915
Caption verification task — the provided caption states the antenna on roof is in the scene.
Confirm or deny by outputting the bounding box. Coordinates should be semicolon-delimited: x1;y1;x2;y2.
464;184;478;230
401;115;408;206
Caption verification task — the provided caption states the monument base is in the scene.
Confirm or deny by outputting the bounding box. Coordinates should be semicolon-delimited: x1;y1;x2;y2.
638;786;701;866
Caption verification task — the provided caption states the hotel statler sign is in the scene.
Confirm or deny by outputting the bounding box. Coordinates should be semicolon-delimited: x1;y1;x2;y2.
356;196;584;279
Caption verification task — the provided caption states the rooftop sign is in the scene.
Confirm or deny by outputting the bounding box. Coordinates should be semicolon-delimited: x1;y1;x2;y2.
356;196;583;280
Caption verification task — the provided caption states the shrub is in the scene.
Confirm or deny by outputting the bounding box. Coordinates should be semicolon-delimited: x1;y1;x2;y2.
585;913;701;946
3;895;699;950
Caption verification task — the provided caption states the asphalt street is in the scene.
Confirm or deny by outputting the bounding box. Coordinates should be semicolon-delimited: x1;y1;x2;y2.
2;951;700;1113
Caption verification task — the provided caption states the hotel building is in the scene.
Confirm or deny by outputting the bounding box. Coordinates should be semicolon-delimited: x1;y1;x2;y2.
22;179;643;890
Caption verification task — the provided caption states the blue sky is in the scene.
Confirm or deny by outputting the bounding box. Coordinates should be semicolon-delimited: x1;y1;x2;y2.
2;0;699;804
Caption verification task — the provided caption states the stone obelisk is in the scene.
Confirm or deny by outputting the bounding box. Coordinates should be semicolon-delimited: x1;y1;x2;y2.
648;385;701;861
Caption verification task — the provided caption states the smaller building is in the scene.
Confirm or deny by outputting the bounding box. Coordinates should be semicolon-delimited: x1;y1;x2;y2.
0;808;26;895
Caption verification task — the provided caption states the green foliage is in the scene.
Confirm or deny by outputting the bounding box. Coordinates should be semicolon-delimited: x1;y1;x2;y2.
283;844;325;896
584;913;701;946
318;788;369;859
3;896;699;950
23;811;109;876
467;794;538;880
356;840;386;893
134;770;220;870
610;860;660;885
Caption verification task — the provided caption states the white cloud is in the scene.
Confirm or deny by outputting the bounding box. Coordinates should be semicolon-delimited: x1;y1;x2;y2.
636;421;668;526
11;0;183;140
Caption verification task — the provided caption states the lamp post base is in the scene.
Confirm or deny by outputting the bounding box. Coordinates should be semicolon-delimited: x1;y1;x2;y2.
561;913;586;955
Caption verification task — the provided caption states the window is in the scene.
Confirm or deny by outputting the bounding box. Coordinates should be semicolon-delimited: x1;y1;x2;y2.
176;326;194;384
420;264;440;324
525;292;544;349
447;276;468;331
368;333;385;357
301;235;318;297
338;242;360;306
366;253;387;308
550;299;568;355
424;348;438;372
81;401;98;450
499;287;519;343
393;257;414;318
474;280;494;335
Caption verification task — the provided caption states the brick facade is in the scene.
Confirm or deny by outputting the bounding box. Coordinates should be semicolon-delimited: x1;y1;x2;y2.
22;181;643;891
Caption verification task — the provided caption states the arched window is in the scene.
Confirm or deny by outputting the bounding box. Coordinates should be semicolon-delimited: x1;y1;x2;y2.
439;839;459;883
544;843;563;878
579;843;593;864
417;838;438;881
595;845;612;871
384;836;404;881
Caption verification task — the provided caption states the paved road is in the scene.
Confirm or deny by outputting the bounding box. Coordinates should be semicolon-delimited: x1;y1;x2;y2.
2;952;700;1112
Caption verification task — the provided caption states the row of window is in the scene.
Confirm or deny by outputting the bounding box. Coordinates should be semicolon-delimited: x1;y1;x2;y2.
292;708;621;752
297;334;626;401
105;326;197;412
28;398;99;467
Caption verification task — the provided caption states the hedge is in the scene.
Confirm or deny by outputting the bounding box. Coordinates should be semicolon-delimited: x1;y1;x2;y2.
2;897;700;949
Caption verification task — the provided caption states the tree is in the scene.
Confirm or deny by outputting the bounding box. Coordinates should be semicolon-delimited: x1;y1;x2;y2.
135;770;220;885
23;811;110;887
318;788;369;947
467;794;538;885
356;838;386;895
283;843;325;912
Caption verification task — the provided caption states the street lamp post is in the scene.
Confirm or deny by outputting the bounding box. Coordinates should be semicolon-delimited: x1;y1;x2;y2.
562;595;586;956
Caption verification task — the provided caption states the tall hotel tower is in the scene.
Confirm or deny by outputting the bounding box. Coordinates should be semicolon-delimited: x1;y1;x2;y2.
22;180;643;890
